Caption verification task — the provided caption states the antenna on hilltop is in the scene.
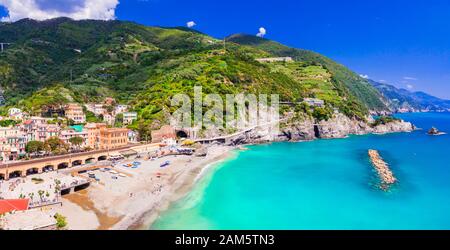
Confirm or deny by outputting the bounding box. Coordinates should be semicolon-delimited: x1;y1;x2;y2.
0;43;13;53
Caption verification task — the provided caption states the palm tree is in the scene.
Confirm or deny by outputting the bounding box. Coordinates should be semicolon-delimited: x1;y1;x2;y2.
38;190;45;202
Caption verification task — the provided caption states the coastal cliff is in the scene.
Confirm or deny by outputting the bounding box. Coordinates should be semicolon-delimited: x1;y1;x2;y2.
229;113;415;145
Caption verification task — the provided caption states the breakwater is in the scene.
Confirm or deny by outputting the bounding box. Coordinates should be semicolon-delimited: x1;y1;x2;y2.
368;150;397;190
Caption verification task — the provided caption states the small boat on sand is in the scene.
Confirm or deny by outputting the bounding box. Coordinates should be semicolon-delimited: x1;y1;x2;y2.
160;161;170;168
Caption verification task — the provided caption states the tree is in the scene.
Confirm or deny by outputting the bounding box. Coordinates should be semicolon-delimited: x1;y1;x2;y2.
66;118;76;126
0;119;18;127
136;121;151;142
86;111;102;123
312;107;333;121
105;105;114;114
54;213;68;229
115;113;124;128
25;141;44;155
69;136;84;149
371;116;399;127
44;137;68;154
38;190;45;201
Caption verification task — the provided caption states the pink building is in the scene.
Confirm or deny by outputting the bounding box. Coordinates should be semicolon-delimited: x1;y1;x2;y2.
0;126;27;162
22;120;60;142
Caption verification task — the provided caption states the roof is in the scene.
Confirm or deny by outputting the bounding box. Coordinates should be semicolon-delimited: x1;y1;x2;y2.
70;125;84;132
119;149;138;156
0;199;29;215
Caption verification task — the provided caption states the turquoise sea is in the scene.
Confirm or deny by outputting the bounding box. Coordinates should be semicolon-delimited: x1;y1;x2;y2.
152;113;450;230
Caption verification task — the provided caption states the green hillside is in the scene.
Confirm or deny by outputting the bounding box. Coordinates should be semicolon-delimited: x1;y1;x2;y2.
0;18;390;137
226;34;388;112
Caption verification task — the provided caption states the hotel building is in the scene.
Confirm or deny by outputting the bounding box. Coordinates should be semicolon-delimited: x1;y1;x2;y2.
64;103;86;124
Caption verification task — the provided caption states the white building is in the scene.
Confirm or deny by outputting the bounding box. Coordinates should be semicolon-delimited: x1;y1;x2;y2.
123;112;138;125
256;57;294;63
115;105;129;114
304;98;325;107
103;114;114;126
59;129;88;148
128;130;138;143
85;103;107;116
8;108;24;120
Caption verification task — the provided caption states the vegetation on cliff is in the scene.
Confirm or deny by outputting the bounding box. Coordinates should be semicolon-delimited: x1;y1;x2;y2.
0;18;391;138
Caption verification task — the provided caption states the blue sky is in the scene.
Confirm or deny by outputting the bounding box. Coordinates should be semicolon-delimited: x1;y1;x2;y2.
1;0;450;99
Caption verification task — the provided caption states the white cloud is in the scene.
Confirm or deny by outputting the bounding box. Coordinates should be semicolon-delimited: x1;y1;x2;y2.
186;21;196;28
0;0;119;22
403;76;418;81
406;84;414;90
359;74;369;79
256;27;266;38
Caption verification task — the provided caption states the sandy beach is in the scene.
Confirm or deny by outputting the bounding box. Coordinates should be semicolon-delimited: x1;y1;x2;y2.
55;144;235;230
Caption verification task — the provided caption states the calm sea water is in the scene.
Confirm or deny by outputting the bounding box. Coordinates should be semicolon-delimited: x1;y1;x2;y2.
152;113;450;230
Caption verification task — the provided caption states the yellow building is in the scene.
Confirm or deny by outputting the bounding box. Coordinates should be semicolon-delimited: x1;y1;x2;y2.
64;103;86;124
99;127;129;150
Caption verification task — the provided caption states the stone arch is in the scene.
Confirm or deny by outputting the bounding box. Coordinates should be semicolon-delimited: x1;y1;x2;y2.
72;160;83;167
9;170;22;179
85;157;96;164
57;162;69;170
74;182;90;192
26;168;40;176
60;188;71;196
98;155;108;161
43;165;54;172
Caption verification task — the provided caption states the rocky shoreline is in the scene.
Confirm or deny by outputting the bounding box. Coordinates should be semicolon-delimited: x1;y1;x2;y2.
227;113;416;145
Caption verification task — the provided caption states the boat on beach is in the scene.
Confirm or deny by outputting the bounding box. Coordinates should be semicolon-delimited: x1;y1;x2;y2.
160;161;171;168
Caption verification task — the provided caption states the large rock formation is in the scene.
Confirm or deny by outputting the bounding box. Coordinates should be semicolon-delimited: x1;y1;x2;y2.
226;112;415;145
314;113;414;139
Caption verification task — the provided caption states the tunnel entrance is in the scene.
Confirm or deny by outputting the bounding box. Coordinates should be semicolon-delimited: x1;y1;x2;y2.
176;130;188;139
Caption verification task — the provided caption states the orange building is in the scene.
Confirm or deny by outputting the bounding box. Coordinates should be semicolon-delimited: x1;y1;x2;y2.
85;123;129;150
99;127;129;150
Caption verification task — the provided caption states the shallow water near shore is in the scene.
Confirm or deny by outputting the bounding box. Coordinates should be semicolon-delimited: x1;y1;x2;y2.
152;113;450;230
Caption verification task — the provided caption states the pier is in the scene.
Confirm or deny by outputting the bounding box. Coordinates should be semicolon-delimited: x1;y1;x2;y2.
368;150;397;190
